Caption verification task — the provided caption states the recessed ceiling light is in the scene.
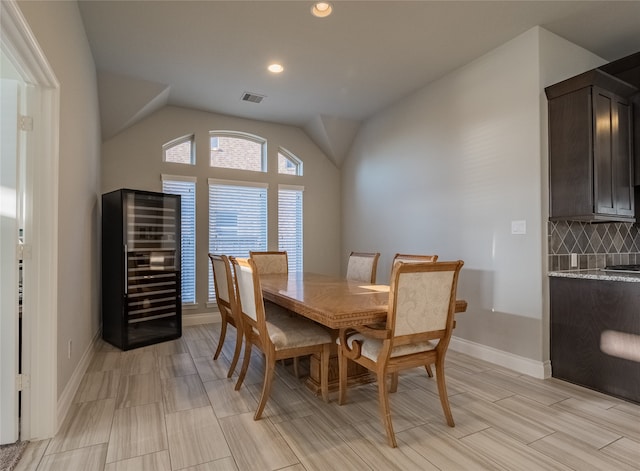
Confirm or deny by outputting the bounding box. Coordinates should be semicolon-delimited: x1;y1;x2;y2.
311;2;332;18
268;63;284;74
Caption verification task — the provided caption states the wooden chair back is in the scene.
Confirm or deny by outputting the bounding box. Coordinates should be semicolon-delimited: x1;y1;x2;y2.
392;253;438;264
209;253;234;307
346;251;380;283
390;253;438;286
232;257;267;341
208;253;244;377
387;260;463;348
250;250;288;275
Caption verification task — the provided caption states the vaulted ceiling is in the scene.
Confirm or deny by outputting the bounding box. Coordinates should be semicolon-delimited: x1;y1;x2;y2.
78;1;640;166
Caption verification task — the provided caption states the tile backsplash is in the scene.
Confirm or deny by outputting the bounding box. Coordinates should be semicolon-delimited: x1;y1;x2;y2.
548;220;640;271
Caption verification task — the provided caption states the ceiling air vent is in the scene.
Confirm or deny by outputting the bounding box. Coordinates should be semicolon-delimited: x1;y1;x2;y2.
241;92;265;104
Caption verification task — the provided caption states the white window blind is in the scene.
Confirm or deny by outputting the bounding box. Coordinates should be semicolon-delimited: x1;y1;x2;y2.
208;179;268;300
162;175;197;304
278;185;303;273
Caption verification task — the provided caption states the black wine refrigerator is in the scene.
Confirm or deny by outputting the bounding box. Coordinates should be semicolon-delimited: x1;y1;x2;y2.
102;189;182;350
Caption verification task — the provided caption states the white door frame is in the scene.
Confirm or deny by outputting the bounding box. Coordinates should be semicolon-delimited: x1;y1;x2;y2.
0;76;20;445
1;0;59;440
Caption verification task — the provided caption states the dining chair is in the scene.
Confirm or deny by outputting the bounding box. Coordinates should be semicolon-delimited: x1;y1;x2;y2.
249;250;289;275
209;253;243;378
346;251;380;283
231;257;332;419
249;250;303;376
337;260;464;447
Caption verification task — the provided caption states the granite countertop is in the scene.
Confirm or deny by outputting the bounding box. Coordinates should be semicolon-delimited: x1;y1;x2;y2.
548;269;640;282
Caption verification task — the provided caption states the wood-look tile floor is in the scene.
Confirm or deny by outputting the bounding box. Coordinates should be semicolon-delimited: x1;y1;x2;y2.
16;324;640;471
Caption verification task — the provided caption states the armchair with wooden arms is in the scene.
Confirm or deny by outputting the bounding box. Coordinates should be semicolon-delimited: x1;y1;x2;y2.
390;253;439;381
338;260;464;447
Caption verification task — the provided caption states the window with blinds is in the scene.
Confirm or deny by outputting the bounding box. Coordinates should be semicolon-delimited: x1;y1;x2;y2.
208;179;268;301
278;185;303;273
161;175;197;304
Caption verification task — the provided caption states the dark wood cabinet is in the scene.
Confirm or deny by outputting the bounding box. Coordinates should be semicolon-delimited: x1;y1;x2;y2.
546;69;637;222
550;276;640;404
102;189;182;350
594;88;633;217
599;52;640;186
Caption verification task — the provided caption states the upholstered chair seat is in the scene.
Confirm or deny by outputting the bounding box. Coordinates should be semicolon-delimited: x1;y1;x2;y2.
267;314;332;350
339;334;436;361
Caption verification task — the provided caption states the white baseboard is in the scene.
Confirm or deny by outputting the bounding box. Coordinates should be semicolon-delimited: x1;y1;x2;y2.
56;329;101;431
182;311;220;326
449;336;551;379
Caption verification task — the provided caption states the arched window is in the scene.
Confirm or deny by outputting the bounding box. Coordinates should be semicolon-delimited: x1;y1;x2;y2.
161;130;306;304
163;134;195;164
278;147;303;176
210;131;266;172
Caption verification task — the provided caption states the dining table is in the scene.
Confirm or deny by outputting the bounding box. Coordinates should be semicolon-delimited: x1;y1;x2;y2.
259;271;468;392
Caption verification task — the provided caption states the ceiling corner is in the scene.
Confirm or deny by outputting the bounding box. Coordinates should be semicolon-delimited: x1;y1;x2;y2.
98;70;170;141
304;115;361;168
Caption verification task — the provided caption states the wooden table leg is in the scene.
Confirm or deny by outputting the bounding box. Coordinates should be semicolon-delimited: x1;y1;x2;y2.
306;346;373;394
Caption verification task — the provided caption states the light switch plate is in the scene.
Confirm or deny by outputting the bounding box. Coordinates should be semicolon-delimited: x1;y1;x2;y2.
511;220;526;235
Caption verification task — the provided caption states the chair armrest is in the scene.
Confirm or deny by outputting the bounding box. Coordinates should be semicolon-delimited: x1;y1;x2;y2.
352;324;392;339
338;325;391;361
338;328;362;360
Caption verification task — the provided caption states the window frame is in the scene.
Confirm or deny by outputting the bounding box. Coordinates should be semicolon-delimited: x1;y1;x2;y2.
278;184;304;273
209;130;267;172
207;178;269;301
278;147;303;176
162;134;195;165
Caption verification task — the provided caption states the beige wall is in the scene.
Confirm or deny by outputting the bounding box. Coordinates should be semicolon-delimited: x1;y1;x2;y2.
342;27;604;370
102;106;341;315
17;1;102;397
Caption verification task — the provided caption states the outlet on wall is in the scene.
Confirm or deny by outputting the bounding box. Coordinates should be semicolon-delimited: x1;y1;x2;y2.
68;340;72;359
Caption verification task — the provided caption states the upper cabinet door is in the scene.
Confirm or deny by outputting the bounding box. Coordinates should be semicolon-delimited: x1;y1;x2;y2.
546;69;637;223
593;89;615;215
593;89;633;217
613;98;634;217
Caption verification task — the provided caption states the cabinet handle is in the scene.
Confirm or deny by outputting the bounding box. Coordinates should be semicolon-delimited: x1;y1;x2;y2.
124;244;128;294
